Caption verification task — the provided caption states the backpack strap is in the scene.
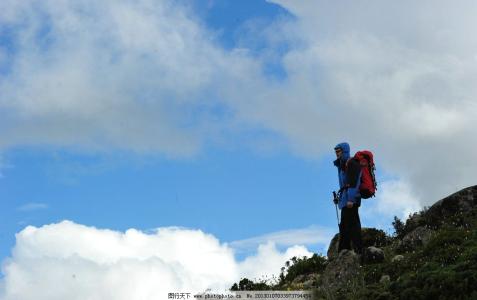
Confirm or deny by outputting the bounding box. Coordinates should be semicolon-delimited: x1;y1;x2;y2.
345;158;361;188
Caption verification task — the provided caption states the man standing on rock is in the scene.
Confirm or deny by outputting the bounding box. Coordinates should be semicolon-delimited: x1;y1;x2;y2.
333;142;363;255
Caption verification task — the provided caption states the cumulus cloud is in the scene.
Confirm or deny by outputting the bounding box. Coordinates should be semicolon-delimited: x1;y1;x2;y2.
250;0;477;205
0;221;313;300
0;0;262;156
361;179;422;229
1;0;476;206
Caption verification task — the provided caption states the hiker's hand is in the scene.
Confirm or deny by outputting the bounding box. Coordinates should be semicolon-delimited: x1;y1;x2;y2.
346;201;353;208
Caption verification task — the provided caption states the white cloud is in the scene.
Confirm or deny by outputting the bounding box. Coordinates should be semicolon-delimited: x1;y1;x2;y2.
230;225;333;254
1;0;476;208
0;0;262;156
0;221;313;300
361;180;422;229
237;242;312;284
249;0;477;205
16;202;48;212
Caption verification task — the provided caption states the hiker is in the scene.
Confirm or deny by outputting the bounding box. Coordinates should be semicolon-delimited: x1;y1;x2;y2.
333;142;363;255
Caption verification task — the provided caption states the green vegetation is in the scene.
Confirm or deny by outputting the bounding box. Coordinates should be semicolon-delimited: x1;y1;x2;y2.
278;254;328;285
230;254;328;291
230;278;271;291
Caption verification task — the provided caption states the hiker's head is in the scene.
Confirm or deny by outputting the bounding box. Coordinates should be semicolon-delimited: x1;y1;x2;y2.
334;142;350;161
335;148;343;159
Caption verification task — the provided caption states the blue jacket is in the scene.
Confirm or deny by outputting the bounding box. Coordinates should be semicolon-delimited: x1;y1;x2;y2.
333;142;361;209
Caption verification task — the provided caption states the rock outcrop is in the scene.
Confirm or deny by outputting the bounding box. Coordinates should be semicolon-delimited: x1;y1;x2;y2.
396;226;433;252
428;185;477;218
404;185;477;232
326;233;340;260
321;249;363;298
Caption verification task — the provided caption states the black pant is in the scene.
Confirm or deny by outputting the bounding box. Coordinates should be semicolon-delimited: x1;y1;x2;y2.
338;206;363;254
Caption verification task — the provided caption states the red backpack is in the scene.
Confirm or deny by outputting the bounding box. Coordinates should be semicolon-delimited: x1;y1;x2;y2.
353;151;377;199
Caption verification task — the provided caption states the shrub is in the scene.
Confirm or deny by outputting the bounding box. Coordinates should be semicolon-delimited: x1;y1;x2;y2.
362;228;392;247
230;278;272;291
279;254;327;285
392;216;406;239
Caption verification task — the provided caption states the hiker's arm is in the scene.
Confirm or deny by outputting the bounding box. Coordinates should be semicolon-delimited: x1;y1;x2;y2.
346;160;361;203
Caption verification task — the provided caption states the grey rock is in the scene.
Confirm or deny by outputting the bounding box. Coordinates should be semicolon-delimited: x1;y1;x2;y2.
391;255;404;263
322;249;363;298
303;274;320;290
428;186;477;219
303;279;315;289
420;185;477;229
398;226;432;252
327;233;340;260
397;186;477;236
379;275;391;284
287;274;320;290
362;246;385;264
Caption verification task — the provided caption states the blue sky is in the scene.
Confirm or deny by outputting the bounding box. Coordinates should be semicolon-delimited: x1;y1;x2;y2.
1;0;476;298
0;0;337;270
1;146;340;260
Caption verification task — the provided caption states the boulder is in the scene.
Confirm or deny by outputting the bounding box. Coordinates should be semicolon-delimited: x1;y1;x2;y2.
397;226;432;252
391;255;404;263
362;246;385;264
415;185;477;230
303;279;315;290
286;273;319;290
379;275;391;284
427;186;477;219
397;186;477;235
322;250;363;298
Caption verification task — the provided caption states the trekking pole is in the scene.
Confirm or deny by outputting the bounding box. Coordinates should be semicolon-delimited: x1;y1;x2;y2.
332;191;340;227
